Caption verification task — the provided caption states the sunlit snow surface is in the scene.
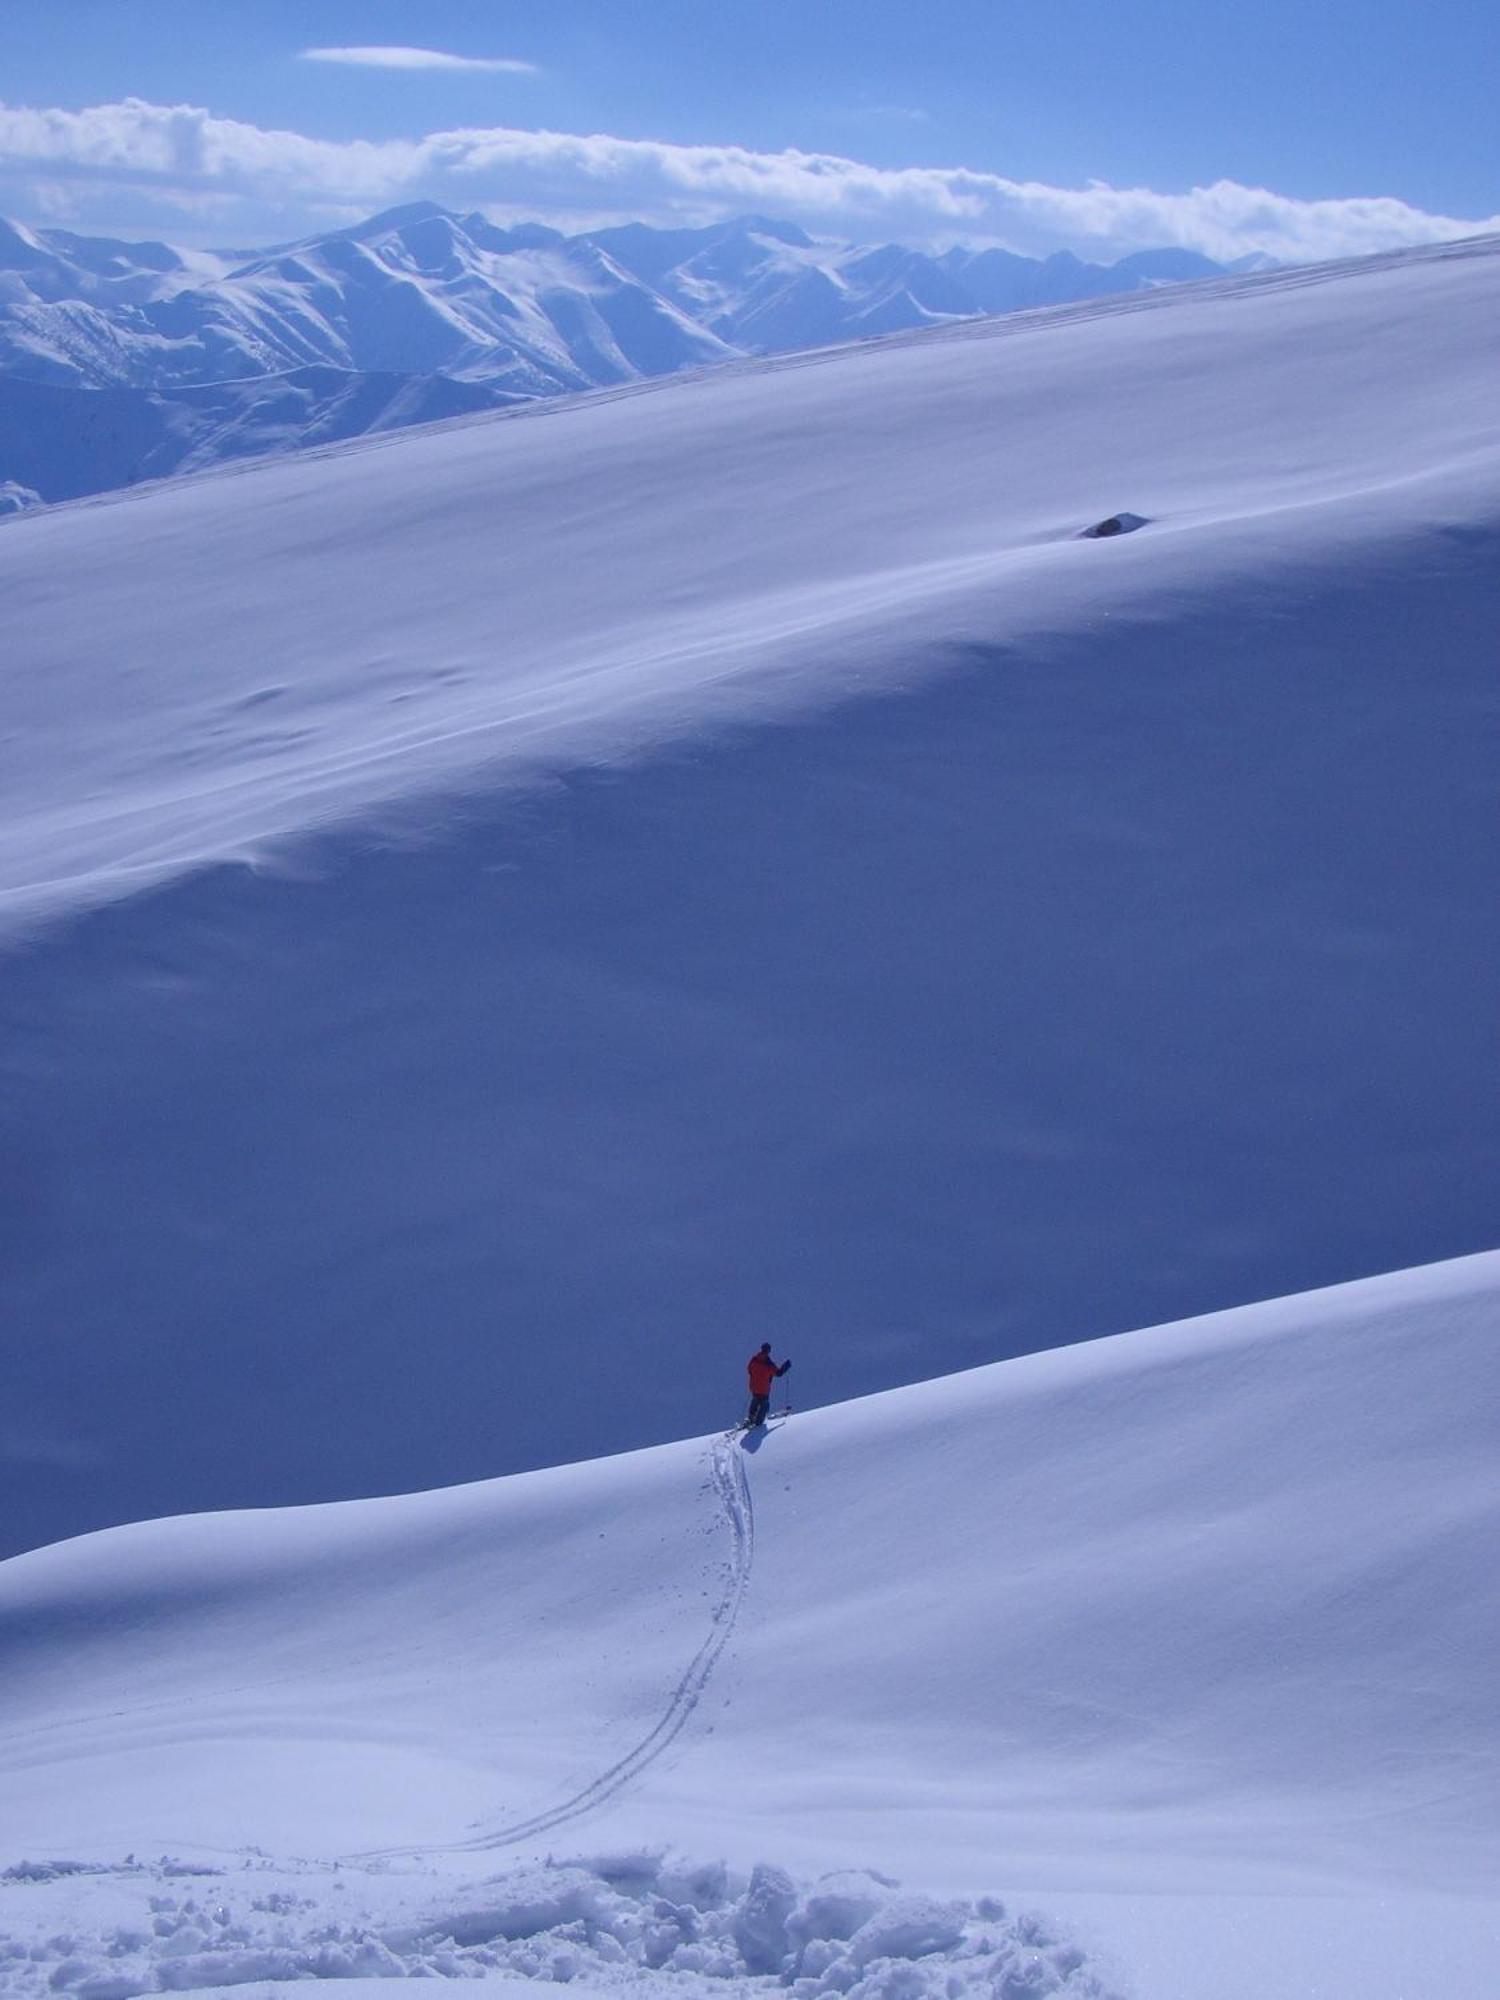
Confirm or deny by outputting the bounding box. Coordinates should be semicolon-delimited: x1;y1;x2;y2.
1;1258;1497;1997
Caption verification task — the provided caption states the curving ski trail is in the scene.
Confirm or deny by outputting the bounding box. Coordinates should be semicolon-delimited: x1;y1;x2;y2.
361;1433;754;1861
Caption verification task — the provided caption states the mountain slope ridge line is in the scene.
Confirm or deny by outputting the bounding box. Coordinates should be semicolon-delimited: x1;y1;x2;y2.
6;227;1495;525
0;204;1292;508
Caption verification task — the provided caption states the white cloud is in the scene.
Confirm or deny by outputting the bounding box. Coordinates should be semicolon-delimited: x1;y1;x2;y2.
0;96;1494;264
301;46;538;75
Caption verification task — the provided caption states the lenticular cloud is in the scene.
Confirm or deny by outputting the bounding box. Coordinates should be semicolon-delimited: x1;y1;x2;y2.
300;46;539;75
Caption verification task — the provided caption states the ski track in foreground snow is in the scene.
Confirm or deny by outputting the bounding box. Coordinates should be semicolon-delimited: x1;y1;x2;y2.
2;1258;1497;1999
373;1434;756;1861
0;1438;1133;1998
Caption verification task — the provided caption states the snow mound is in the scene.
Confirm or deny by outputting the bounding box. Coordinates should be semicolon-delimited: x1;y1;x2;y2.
0;1852;1120;2000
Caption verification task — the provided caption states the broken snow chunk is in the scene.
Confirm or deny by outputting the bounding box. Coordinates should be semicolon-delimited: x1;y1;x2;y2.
789;1873;887;1951
848;1895;967;1966
658;1854;730;1906
734;1860;798;1972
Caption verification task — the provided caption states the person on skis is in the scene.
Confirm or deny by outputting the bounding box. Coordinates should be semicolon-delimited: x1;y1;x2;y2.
745;1342;791;1428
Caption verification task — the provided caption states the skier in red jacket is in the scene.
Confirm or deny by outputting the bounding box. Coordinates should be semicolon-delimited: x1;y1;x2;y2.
745;1343;791;1428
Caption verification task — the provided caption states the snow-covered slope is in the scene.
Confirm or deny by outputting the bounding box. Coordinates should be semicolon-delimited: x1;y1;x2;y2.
5;232;1496;923
0;214;223;308
2;235;1497;1567
1;1256;1496;1998
0;367;518;504
0;208;1250;501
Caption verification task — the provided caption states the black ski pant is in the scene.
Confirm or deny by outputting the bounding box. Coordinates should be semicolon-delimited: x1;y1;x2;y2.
745;1392;771;1428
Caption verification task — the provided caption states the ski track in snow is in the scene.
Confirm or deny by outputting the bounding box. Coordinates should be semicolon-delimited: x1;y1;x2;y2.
362;1433;755;1861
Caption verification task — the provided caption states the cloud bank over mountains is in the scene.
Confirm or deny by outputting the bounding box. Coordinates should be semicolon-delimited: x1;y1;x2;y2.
3;95;1495;262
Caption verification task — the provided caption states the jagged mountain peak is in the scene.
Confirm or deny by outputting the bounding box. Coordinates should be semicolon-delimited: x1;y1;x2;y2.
722;211;816;247
343;198;456;237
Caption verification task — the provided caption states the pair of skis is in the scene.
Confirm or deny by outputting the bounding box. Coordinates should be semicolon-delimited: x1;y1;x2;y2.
736;1405;792;1433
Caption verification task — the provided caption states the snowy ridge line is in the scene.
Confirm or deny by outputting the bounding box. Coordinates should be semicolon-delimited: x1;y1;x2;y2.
7;229;1497;529
353;1433;755;1862
8;462;1493;936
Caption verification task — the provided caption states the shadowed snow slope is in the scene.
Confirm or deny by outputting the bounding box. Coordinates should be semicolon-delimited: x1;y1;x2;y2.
0;1257;1497;1998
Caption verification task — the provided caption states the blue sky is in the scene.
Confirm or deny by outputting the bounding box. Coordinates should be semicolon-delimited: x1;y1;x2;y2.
2;1;1496;257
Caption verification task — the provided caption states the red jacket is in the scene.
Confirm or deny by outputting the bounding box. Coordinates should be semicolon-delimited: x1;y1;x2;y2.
747;1352;783;1396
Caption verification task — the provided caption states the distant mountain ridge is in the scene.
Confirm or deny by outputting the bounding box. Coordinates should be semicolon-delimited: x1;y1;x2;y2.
0;204;1259;504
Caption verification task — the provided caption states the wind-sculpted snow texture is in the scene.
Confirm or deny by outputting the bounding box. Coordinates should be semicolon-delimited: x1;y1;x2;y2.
0;206;1251;502
2;234;1498;1560
0;1260;1496;1998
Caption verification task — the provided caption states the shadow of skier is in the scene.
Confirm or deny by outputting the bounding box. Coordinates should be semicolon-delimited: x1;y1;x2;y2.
738;1421;786;1453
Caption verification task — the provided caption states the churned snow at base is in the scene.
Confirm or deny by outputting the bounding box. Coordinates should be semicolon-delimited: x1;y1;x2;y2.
0;1853;1123;1999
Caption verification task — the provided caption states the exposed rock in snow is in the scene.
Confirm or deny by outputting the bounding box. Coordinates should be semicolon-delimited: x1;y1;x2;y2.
1080;510;1148;537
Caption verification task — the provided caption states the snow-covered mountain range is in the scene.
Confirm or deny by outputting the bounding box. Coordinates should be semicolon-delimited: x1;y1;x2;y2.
0;205;1247;502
